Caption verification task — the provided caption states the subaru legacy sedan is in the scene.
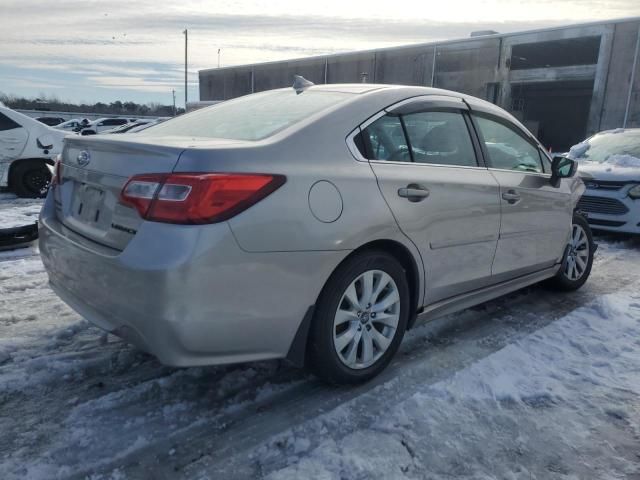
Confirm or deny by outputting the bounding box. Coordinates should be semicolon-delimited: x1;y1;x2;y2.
39;82;592;384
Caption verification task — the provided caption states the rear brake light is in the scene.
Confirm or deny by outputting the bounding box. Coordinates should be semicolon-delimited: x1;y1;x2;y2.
120;173;286;224
51;156;63;186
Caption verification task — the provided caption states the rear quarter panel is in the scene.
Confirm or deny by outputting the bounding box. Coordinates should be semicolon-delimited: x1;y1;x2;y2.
172;88;427;254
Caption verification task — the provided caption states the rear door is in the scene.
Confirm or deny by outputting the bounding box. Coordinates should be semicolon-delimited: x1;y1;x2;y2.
359;96;501;303
470;110;572;278
0;112;28;162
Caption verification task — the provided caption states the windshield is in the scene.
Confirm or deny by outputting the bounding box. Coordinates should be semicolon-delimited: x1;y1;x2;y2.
570;129;640;162
139;89;354;141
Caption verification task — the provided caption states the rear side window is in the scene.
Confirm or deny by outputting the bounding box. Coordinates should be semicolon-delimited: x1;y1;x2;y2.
0;112;21;131
403;111;477;166
474;115;543;173
360;109;477;167
141;90;354;141
362;115;411;162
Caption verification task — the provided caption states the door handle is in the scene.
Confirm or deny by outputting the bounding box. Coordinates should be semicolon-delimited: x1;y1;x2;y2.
398;184;430;202
501;190;521;204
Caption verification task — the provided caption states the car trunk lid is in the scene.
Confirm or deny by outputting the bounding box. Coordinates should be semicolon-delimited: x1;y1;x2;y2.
55;135;187;250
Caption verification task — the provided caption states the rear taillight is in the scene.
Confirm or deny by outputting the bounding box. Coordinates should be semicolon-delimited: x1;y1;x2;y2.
120;173;286;224
51;157;63;187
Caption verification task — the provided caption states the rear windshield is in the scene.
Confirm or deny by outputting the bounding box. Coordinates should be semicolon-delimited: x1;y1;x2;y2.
140;89;354;141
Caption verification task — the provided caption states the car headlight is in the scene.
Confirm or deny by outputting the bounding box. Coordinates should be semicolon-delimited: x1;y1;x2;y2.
629;184;640;199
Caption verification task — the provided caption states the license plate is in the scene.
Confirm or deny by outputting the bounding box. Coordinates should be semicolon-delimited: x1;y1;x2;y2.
73;184;105;224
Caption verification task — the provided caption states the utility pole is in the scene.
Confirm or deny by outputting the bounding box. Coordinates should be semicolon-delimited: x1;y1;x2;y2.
183;29;188;109
172;89;176;116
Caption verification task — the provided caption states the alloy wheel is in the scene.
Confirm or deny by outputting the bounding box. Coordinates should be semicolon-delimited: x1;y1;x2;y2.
333;269;400;369
564;223;590;281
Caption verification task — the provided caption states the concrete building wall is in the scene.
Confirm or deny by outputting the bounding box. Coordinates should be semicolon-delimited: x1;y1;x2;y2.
374;45;433;86
433;38;501;100
326;52;376;84
199;18;640;148
600;21;640;130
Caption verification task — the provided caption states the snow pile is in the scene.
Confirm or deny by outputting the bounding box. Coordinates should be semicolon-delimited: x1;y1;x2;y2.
257;292;640;479
568;142;640;168
602;154;640;168
0;193;43;229
568;140;590;159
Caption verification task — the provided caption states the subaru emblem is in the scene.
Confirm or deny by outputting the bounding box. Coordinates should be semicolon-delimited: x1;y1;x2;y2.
586;182;598;189
77;150;90;167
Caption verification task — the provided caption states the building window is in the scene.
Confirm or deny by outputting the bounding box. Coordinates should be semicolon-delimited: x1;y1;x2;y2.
510;36;601;70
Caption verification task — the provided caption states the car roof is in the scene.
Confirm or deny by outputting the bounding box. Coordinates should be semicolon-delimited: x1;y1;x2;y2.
303;84;530;144
292;83;523;129
290;83;500;111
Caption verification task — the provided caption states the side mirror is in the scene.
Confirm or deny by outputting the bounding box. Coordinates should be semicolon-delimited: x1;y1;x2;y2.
550;155;577;188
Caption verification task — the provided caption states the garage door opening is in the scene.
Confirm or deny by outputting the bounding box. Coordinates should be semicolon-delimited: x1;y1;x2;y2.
510;80;594;153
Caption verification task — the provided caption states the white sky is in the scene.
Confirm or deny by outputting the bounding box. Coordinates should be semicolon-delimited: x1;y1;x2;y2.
0;0;638;106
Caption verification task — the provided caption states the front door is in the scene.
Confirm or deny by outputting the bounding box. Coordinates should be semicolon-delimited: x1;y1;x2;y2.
471;111;573;278
361;97;501;303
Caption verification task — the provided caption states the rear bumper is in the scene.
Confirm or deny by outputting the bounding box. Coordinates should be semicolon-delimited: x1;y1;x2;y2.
39;193;348;366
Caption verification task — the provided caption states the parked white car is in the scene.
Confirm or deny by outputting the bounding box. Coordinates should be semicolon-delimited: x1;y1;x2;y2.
0;104;67;197
570;128;640;234
80;118;130;136
54;118;84;132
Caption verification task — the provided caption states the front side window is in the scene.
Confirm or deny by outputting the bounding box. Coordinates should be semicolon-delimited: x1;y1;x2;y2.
474;115;543;173
0;112;22;132
539;147;552;173
403;110;477;166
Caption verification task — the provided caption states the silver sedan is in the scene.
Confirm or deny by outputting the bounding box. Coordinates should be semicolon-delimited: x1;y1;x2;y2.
39;81;592;384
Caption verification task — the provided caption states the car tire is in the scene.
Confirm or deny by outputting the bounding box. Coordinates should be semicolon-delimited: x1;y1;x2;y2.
10;159;52;198
545;213;594;291
307;250;410;385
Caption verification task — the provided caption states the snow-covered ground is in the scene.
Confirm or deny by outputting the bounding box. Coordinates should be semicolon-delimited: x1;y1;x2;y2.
0;192;42;229
0;195;639;479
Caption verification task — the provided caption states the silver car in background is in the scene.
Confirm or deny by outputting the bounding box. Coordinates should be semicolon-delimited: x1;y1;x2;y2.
39;82;592;384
